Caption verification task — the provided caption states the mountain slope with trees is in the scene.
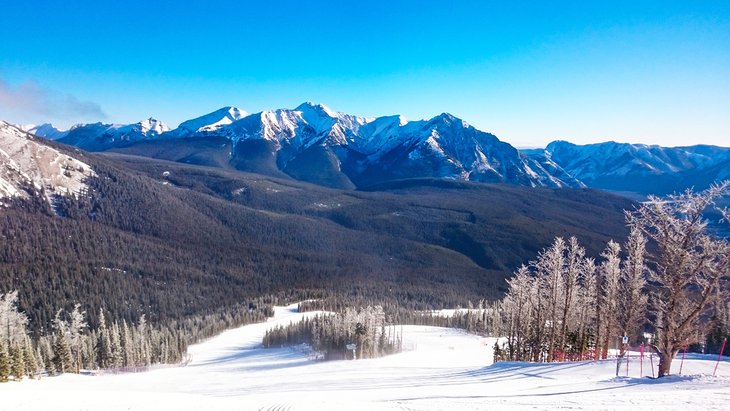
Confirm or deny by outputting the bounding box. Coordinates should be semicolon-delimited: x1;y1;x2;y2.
1;142;632;339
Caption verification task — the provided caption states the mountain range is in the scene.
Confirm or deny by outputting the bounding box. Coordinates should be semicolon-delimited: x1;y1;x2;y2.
19;103;730;194
523;141;730;195
0;120;632;331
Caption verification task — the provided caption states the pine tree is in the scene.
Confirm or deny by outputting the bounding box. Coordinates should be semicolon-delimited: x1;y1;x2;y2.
39;337;55;375
96;309;113;369
9;344;26;380
0;340;10;382
110;322;122;368
23;337;39;378
52;327;72;374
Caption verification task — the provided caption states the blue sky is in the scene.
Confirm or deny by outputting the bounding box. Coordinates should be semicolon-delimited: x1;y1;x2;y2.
1;1;728;147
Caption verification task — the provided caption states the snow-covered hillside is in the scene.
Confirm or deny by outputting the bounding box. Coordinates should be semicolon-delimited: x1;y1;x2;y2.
174;103;583;188
21;104;730;193
27;103;582;189
525;140;730;194
2;302;727;411
0;121;95;205
20;123;69;140
43;118;171;151
167;106;247;137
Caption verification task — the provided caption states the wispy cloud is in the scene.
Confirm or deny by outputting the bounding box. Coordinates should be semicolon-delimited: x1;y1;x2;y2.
0;78;106;123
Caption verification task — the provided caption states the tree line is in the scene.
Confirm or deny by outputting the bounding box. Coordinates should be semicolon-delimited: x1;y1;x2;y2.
298;297;502;335
263;306;402;360
497;182;730;377
0;291;273;382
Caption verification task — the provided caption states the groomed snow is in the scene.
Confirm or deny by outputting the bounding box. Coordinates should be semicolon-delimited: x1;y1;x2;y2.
1;303;727;410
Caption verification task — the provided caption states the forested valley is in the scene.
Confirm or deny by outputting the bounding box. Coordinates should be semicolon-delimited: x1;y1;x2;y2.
0;149;638;378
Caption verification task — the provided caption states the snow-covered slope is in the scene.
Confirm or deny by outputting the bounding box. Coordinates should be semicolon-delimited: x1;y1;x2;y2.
57;118;170;150
20;123;69;140
529;141;730;194
22;104;582;189
0;121;95;206
1;302;727;411
167;106;247;137
183;103;582;188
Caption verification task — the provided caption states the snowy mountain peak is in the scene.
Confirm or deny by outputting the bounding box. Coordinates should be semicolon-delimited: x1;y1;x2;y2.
295;102;338;118
429;112;469;128
24;123;69;140
136;118;170;136
531;140;730;194
171;106;248;137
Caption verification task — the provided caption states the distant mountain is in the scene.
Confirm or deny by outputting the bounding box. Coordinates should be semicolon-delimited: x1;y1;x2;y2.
0;121;95;208
167;106;247;137
48;118;170;151
31;103;729;195
525;141;730;195
21;123;69;140
96;103;582;189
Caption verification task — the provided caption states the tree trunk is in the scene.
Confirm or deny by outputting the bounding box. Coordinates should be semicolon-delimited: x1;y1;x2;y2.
657;351;673;377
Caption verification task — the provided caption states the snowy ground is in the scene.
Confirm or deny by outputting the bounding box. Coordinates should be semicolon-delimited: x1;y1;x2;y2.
1;303;728;410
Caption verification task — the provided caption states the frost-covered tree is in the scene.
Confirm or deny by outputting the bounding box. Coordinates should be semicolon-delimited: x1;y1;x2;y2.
536;237;566;361
619;228;648;343
502;265;532;360
576;258;597;358
68;304;87;373
627;181;730;377
559;237;584;357
0;291;29;347
600;241;622;358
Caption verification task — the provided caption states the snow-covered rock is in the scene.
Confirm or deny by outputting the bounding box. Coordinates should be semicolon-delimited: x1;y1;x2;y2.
168;106;247;137
0;121;95;205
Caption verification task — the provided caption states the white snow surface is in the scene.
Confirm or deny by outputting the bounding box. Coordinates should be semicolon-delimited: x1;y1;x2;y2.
2;302;728;410
0;121;95;202
171;106;248;136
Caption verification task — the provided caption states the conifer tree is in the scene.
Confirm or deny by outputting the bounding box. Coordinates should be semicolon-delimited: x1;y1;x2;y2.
9;344;26;380
0;340;10;382
52;327;72;374
38;337;55;375
23;337;38;378
96;309;114;369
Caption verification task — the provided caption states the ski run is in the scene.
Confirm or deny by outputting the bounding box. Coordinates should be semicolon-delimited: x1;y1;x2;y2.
1;303;728;410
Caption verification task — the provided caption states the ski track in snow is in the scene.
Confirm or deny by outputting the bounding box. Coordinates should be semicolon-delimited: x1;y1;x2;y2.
1;303;728;410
